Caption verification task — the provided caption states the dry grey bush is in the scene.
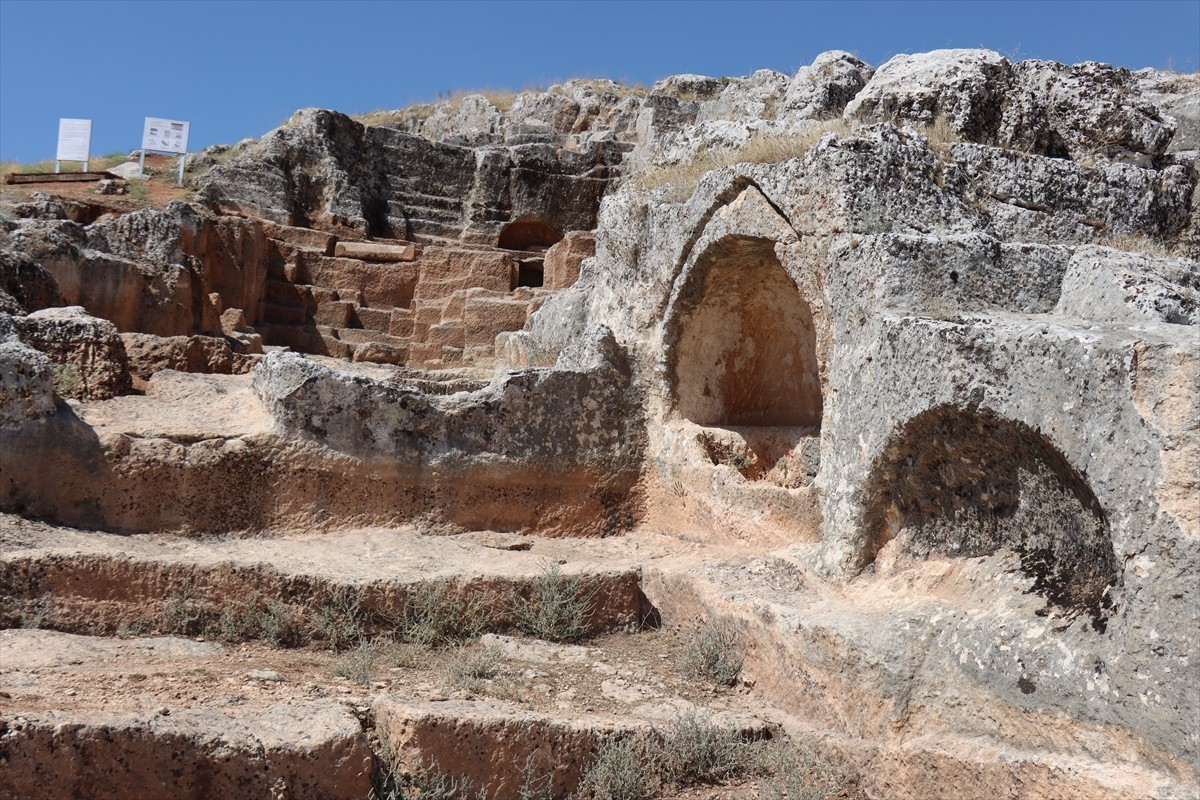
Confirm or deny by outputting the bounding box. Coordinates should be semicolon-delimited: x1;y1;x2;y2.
401;581;489;647
656;711;754;787
677;616;744;687
516;561;597;643
575;735;655;800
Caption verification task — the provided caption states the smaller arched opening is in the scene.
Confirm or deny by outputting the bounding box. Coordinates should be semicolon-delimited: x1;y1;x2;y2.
860;407;1118;625
498;219;561;251
499;218;562;290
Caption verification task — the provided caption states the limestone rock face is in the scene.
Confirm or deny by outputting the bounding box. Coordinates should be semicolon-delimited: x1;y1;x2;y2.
6;203;268;338
9;307;131;400
542;231;596;290
1136;68;1200;153
417;94;506;146
197;108;626;244
120;332;258;383
253;324;641;476
0;249;64;314
845;49;1175;162
844;49;1016;141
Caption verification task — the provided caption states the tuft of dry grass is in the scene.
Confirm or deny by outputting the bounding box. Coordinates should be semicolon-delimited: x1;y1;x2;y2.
355;78;649;130
1;152;130;175
356;87;527;128
633;118;857;201
1101;233;1173;257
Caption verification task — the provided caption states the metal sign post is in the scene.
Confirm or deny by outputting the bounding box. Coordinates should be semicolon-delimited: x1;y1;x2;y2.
55;119;92;173
139;117;191;185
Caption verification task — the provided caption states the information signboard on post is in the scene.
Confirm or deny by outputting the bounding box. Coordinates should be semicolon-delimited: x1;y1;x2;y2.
55;119;92;172
139;117;191;184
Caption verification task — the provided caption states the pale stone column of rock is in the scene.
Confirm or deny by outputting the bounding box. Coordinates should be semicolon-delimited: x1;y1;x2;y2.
0;339;57;428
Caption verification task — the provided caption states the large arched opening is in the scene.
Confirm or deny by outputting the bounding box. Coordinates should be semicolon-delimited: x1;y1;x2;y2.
674;237;821;428
860;407;1118;621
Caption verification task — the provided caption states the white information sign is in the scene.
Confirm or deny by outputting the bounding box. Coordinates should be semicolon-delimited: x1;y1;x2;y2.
142;117;190;155
56;118;92;162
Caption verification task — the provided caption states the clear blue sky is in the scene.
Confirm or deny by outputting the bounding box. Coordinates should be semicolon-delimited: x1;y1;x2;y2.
1;0;1197;162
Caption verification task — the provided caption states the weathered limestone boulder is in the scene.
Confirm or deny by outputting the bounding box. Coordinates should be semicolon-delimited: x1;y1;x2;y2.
219;307;264;353
696;69;790;125
780;50;874;121
506;91;582;144
1136;69;1200;154
5;202;269;337
350;340;406;365
845;49;1176;163
88;201;270;329
1003;59;1175;163
844;49;1015;141
0;340;57;428
250;325;644;534
8;218;195;336
555;79;644;141
10;307;130;400
1056;246;1200;324
419;94;506;146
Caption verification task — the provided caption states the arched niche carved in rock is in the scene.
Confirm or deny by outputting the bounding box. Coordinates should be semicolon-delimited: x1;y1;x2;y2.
498;218;562;252
673;237;822;428
860;407;1118;623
